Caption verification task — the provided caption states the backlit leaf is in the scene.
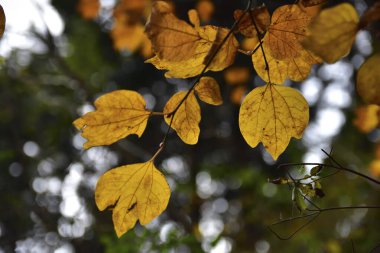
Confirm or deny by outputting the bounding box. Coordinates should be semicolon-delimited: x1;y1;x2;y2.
234;6;270;38
0;4;5;37
73;90;150;149
146;1;238;78
356;53;380;105
266;4;311;60
95;161;170;237
195;77;223;105
253;42;319;84
239;84;309;160
302;3;359;63
164;91;201;144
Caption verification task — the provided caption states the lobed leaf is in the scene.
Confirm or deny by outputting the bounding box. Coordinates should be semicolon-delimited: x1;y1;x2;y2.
195;77;223;106
356;53;380;105
164;91;201;144
145;1;238;78
239;84;309;160
302;3;359;63
73;90;150;149
95;161;170;237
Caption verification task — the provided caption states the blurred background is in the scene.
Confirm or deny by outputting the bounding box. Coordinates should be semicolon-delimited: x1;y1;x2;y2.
0;0;379;252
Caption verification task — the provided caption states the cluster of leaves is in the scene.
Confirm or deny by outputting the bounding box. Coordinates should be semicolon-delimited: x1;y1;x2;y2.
73;0;380;237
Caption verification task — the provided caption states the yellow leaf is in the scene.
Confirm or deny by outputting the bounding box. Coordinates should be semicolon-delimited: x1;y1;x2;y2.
73;90;151;149
356;53;380;105
77;0;100;20
163;91;201;144
353;105;380;133
233;6;270;38
253;41;319;84
196;0;214;23
224;66;250;85
111;19;146;52
195;77;223;105
302;3;359;63
0;4;5;37
239;84;309;160
95;161;170;237
266;4;311;60
369;159;380;178
146;1;238;78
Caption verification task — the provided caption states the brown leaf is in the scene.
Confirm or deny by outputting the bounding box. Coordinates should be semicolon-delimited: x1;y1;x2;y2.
195;77;223;105
0;4;5;38
234;6;270;38
77;0;100;20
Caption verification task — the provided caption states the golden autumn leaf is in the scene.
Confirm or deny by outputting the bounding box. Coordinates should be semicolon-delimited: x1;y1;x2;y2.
0;4;5;37
145;1;238;78
111;19;147;52
95;161;170;237
234;6;270;38
239;84;309;160
266;4;311;60
164;91;201;144
195;77;223;105
196;0;215;23
77;0;100;20
251;4;320;84
73;90;151;149
230;86;247;105
353;105;379;133
369;159;380;177
356;53;380;105
302;3;359;63
253;41;319;84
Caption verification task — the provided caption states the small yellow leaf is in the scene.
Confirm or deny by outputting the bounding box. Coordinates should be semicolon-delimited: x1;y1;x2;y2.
224;66;250;86
356;53;380;105
95;161;170;237
253;42;319;84
146;1;238;78
196;0;214;23
302;3;359;63
0;4;5;37
195;77;223;105
353;105;380;133
239;84;309;160
233;6;270;38
73;90;150;149
164;91;201;144
77;0;100;20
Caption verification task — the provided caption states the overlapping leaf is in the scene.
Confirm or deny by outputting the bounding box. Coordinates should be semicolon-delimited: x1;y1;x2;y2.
303;3;359;63
73;90;151;149
251;4;320;84
234;6;270;38
95;161;170;237
146;1;238;78
163;91;201;144
356;53;380;105
239;84;309;160
195;77;223;105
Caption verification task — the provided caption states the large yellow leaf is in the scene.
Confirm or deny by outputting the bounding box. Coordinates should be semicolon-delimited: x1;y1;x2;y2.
95;161;170;237
356;53;380;105
253;41;319;84
0;4;5;37
195;77;223;105
252;4;320;84
73;90;150;149
164;91;201;144
266;4;311;60
239;84;309;160
145;1;238;78
302;3;359;63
